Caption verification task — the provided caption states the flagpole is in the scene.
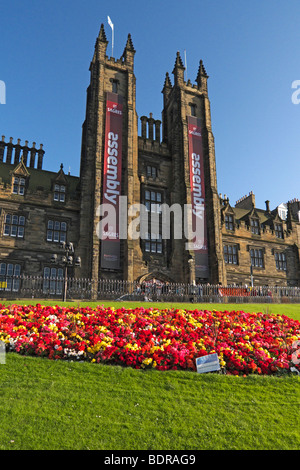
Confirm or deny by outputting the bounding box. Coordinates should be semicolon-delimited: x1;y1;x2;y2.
108;16;114;57
184;50;187;82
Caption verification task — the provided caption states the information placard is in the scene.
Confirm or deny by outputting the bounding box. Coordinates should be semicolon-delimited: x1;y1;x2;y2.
196;353;220;373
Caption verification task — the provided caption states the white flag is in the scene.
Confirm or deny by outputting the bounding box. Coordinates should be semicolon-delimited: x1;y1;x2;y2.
108;16;114;30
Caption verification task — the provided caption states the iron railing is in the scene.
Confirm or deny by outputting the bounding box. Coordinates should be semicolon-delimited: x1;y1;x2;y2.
0;275;299;303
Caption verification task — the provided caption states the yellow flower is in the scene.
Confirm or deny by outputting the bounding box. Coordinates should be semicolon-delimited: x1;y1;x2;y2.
142;357;153;365
125;342;139;351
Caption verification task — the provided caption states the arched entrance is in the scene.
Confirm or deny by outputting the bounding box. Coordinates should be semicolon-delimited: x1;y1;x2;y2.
136;271;174;285
135;272;175;300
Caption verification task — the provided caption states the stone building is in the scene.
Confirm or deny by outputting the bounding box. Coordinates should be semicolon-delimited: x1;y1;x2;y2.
0;24;299;291
220;193;300;287
0;139;80;292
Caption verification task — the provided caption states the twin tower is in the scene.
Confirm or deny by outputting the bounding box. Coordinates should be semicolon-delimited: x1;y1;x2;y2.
76;24;226;286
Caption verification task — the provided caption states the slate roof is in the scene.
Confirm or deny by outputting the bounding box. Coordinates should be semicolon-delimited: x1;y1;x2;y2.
0;161;80;197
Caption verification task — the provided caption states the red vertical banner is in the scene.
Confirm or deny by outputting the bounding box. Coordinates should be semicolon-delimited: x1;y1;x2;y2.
100;92;123;269
188;116;209;279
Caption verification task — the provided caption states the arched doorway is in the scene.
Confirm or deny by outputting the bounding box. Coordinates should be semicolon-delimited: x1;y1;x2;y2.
136;272;175;300
137;271;174;284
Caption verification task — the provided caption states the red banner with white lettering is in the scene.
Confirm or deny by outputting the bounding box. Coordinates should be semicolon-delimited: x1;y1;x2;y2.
188;116;209;279
100;92;123;269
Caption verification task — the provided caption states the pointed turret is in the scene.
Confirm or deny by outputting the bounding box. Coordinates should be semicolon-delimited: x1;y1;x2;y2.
94;23;108;61
122;33;136;69
98;23;108;43
173;51;185;69
124;33;135;53
162;72;172;93
196;59;209;93
172;51;185;85
162;72;172;103
161;72;173;143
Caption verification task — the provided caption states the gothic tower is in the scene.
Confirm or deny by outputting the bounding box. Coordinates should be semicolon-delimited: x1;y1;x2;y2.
77;24;142;285
161;52;226;284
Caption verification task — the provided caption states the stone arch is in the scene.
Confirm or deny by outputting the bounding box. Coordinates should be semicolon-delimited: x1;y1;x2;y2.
136;271;175;284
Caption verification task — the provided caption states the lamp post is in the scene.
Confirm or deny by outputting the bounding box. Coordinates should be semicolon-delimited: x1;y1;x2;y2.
250;264;254;288
187;254;195;285
51;241;81;302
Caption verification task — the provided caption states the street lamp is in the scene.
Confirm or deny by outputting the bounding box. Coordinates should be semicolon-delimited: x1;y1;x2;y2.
51;241;81;302
250;264;254;288
187;254;195;285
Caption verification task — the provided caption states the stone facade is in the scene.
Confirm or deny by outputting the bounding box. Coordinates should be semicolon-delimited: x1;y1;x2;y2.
0;24;299;289
221;194;300;286
0;145;80;281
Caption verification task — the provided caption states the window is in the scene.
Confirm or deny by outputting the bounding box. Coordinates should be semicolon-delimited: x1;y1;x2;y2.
144;233;163;254
3;214;25;238
12;176;26;195
250;248;264;268
0;262;21;291
190;104;196;117
250;218;260;235
274;223;283;239
43;267;64;295
275;252;287;271
54;184;66;202
144;190;162;213
112;80;118;94
224;245;238;264
146;166;157;179
143;189;163;255
47;220;67;243
225;214;234;231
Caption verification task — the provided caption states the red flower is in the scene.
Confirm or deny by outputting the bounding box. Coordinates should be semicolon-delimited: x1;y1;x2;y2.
0;304;299;375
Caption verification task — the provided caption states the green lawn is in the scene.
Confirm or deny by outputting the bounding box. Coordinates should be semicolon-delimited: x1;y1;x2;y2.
0;353;299;450
0;300;299;450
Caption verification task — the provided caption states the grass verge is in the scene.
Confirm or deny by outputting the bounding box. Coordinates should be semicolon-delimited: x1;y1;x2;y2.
0;352;299;450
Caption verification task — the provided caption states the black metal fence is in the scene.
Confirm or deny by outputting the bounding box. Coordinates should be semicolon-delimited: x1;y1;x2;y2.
0;275;299;303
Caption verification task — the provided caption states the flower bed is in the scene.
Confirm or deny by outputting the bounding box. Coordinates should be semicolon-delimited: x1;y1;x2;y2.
0;304;299;375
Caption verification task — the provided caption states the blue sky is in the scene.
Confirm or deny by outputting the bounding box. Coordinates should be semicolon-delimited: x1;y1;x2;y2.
1;0;299;210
